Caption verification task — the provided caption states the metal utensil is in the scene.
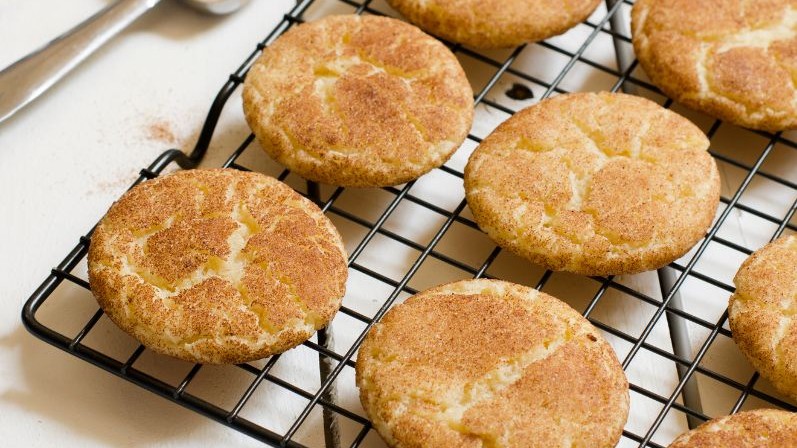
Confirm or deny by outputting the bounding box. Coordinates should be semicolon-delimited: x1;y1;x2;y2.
0;0;247;125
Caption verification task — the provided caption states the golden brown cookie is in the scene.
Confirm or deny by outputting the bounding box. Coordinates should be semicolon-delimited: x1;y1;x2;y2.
632;0;797;131
87;169;348;364
668;409;797;447
728;235;797;401
242;14;473;187
464;92;720;276
386;0;601;49
356;279;629;448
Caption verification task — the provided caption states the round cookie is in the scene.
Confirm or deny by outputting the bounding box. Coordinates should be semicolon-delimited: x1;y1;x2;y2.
464;92;720;276
356;279;629;448
632;0;797;131
386;0;601;49
242;14;473;187
728;235;797;400
669;409;797;447
87;169;348;364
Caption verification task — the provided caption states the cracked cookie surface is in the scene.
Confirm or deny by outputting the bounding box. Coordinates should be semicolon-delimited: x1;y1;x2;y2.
464;92;720;276
87;169;348;364
632;0;797;131
729;235;797;401
385;0;600;49
668;409;797;447
242;14;473;187
355;279;629;448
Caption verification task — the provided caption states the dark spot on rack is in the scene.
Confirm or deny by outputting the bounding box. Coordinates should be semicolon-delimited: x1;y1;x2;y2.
505;83;534;100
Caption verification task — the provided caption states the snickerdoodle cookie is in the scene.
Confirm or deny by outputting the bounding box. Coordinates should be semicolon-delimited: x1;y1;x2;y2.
356;279;629;448
464;92;720;276
87;169;348;364
386;0;601;49
729;235;797;401
669;409;797;447
632;0;797;131
242;14;473;187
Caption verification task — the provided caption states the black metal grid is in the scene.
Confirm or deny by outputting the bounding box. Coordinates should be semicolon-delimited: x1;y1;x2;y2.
21;0;797;447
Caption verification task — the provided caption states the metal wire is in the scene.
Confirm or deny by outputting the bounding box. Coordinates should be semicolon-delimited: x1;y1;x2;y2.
21;0;797;447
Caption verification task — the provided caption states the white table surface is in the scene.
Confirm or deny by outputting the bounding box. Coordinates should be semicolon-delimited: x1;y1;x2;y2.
0;1;293;446
3;1;797;447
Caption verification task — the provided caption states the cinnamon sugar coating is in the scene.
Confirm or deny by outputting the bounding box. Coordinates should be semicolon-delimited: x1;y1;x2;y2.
243;15;473;187
464;92;720;276
729;235;797;401
669;409;797;447
633;0;797;131
386;0;600;49
356;279;629;448
88;169;347;364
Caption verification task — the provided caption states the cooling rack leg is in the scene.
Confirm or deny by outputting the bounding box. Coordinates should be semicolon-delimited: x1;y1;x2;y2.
317;328;341;448
604;0;704;429
605;0;635;93
307;179;341;448
308;181;321;202
658;267;704;429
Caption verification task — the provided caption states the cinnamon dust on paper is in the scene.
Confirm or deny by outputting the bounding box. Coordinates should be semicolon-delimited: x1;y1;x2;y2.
146;120;178;145
85;118;194;196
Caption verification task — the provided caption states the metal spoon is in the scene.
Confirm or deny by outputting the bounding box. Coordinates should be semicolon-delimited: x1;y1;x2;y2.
0;0;248;125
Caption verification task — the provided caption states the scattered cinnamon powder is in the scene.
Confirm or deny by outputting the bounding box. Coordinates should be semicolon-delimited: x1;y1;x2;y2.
90;175;135;195
147;120;177;144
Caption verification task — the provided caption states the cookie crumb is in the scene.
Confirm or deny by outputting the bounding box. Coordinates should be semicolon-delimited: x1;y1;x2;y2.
506;83;534;100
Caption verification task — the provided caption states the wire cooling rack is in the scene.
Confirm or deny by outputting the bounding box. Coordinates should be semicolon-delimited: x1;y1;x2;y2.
22;0;797;447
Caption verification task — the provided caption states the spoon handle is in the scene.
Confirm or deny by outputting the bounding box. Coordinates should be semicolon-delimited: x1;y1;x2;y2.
0;0;162;124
